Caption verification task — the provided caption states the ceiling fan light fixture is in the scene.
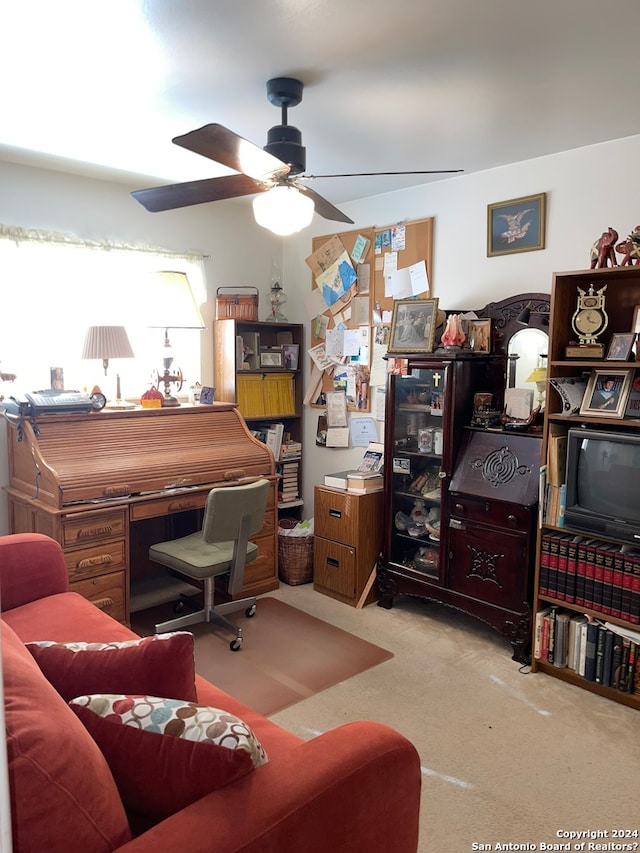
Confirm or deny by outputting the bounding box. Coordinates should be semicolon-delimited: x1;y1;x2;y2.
253;185;314;236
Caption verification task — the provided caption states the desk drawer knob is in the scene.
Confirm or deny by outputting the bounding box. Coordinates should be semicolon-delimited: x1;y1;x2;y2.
93;597;114;611
454;503;465;514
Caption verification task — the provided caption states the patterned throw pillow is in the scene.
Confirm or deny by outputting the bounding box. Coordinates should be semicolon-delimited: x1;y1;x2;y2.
70;694;268;820
26;632;197;703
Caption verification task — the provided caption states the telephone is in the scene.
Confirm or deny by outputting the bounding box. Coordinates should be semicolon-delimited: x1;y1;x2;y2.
2;390;96;417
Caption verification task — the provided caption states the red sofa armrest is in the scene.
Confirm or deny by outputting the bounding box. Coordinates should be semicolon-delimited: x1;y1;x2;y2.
0;533;69;611
117;721;421;853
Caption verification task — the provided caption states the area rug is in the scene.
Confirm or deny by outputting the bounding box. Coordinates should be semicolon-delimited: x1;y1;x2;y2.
131;597;394;716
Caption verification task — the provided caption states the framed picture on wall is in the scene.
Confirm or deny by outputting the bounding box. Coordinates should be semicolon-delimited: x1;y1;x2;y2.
487;193;546;257
388;298;439;354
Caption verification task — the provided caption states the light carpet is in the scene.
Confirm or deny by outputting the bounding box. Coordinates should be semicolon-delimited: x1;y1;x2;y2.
131;596;393;716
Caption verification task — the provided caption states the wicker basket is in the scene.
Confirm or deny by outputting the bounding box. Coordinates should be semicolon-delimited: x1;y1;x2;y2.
278;519;314;585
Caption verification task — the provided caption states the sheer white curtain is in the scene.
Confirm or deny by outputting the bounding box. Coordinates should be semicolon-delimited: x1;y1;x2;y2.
0;228;206;401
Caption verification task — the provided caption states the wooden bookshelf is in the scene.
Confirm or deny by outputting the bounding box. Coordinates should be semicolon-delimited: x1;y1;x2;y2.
532;266;640;708
213;318;304;517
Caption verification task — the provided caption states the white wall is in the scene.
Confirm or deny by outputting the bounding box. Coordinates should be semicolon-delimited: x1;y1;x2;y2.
284;135;640;512
1;133;640;532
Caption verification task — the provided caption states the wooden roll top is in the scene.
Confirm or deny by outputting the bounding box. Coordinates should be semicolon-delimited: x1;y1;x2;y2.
6;403;274;509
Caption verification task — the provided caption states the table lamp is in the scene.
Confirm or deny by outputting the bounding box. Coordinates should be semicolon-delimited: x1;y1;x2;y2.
147;271;205;407
526;364;548;409
82;325;135;409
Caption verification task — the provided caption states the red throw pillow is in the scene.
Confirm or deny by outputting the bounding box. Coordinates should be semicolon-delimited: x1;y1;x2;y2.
70;694;268;820
26;632;197;703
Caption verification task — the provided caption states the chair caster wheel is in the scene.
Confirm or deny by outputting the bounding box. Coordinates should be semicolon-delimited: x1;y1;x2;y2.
230;638;243;652
246;604;257;618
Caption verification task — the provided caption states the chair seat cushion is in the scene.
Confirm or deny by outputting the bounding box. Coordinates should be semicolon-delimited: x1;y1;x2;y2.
149;533;258;579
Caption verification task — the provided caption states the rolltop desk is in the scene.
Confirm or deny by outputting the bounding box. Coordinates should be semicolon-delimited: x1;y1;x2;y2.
4;404;278;625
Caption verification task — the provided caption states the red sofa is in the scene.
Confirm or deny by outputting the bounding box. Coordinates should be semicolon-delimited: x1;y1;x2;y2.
1;533;421;853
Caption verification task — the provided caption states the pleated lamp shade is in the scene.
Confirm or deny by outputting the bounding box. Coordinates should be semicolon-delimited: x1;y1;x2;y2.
82;326;135;374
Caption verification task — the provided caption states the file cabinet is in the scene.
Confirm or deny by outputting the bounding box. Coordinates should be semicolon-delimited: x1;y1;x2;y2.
313;485;383;607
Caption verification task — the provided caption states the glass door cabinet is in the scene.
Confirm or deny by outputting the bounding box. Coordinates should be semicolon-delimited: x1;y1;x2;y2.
377;352;539;663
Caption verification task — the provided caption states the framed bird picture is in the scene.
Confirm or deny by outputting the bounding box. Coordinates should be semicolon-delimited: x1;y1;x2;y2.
487;193;546;257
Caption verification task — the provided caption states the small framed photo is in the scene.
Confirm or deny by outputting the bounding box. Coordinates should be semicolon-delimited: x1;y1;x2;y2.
487;193;546;257
605;333;635;361
259;347;284;368
579;369;633;418
388;297;439;354
282;343;299;370
50;367;64;390
199;386;215;405
467;318;492;353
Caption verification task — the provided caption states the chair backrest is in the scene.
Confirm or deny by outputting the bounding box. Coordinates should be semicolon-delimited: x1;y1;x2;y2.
201;479;270;544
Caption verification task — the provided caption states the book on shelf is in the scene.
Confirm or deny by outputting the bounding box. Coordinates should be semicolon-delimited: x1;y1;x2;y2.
567;614;588;671
582;620;599;682
547;432;568;487
533;607;552;660
576;619;590;677
553;610;570;668
265;422;284;463
546;606;559;665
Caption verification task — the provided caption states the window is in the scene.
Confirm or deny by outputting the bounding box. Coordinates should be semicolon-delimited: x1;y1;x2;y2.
0;228;206;401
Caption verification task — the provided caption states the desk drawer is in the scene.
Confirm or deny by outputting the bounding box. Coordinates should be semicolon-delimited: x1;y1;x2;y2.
130;491;208;521
449;494;533;531
65;540;126;581
71;571;126;623
62;510;127;546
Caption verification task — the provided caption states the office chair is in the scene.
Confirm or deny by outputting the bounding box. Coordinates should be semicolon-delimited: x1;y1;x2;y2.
149;478;270;651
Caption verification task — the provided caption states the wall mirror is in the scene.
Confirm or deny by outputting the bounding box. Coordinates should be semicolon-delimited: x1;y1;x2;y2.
476;292;550;403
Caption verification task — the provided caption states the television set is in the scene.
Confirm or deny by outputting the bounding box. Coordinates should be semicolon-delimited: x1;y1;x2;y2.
564;427;640;545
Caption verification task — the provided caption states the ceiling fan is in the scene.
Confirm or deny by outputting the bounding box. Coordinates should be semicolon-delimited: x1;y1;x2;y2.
131;78;463;234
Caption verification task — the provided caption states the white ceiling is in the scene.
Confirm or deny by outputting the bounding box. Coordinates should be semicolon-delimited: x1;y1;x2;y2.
3;0;640;215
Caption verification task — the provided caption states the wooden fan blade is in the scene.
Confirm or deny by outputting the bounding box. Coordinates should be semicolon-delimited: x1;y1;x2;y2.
293;183;354;224
173;123;290;182
131;173;268;212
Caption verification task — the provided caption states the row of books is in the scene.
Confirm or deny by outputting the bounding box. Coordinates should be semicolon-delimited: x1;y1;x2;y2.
278;458;300;504
534;607;640;694
539;531;640;624
236;373;295;418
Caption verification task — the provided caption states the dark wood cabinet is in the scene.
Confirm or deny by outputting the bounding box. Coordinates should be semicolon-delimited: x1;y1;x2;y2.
377;352;539;661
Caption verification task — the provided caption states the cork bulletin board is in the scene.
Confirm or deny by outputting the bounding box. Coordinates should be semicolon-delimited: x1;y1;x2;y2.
308;217;434;410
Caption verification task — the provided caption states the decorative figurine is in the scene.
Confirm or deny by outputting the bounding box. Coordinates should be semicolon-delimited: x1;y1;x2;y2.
615;226;640;266
589;226;619;268
440;313;465;349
